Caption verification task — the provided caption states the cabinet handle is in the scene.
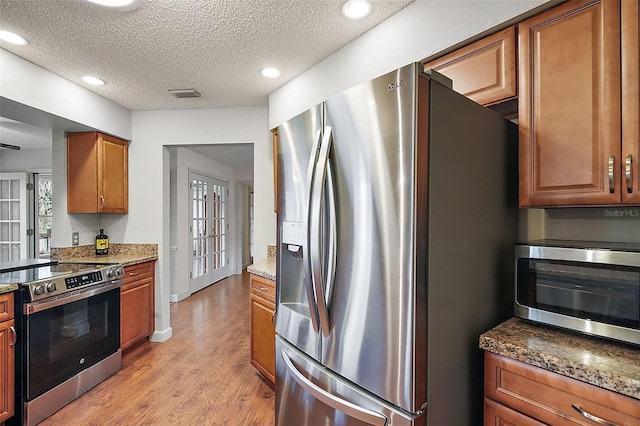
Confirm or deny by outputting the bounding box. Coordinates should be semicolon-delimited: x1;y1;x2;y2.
625;155;633;194
129;272;139;276
100;195;105;208
9;325;17;347
259;286;269;292
571;404;619;426
608;156;615;193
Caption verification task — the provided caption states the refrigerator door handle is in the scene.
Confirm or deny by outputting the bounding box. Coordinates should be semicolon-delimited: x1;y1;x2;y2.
309;126;334;337
280;349;388;426
304;129;323;334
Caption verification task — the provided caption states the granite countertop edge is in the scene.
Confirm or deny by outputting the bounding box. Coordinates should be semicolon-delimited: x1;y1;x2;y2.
247;257;276;281
61;254;158;267
0;283;18;294
480;317;640;400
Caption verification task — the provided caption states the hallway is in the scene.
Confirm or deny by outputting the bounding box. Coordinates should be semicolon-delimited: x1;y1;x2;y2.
40;271;275;425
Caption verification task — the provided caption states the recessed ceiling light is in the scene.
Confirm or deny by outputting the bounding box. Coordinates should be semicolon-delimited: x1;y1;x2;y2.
261;67;281;78
81;76;105;86
342;0;372;20
0;30;28;45
84;0;142;11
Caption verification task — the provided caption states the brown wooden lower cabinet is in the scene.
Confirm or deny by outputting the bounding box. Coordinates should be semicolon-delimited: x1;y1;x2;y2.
121;261;155;352
484;351;640;425
0;292;15;423
249;273;275;385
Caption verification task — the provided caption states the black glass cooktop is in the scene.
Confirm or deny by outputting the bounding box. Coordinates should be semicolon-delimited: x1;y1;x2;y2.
0;262;116;285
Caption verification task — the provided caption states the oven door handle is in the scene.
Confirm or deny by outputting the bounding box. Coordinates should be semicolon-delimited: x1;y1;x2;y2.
24;280;123;315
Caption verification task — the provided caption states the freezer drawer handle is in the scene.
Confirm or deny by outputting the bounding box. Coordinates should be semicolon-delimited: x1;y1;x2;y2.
281;349;387;426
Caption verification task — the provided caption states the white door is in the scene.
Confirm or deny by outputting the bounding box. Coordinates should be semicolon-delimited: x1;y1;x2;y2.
0;173;28;262
189;171;230;293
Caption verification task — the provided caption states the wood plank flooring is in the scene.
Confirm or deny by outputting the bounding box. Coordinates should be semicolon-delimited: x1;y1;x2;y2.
40;271;275;426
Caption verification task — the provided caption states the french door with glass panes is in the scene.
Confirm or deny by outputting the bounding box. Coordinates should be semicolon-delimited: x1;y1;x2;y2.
189;171;230;293
0;173;27;262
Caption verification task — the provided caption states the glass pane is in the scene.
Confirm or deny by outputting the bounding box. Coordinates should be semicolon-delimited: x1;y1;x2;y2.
0;223;8;241
11;243;20;260
0;201;9;220
11;201;20;220
0;244;9;262
0;181;9;199
11;179;20;198
11;222;19;241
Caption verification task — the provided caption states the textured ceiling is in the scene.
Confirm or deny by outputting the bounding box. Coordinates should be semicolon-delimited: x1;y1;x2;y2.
0;0;414;112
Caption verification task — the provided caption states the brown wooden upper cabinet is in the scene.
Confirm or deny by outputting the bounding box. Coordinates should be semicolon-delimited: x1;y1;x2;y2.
67;132;129;213
519;0;639;207
423;26;517;106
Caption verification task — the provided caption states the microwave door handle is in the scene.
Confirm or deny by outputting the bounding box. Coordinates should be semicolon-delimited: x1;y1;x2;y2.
304;129;323;334
310;126;333;338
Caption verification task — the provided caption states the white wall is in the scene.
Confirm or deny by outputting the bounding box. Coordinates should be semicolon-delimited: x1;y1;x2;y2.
268;0;551;128
0;148;52;172
0;49;131;140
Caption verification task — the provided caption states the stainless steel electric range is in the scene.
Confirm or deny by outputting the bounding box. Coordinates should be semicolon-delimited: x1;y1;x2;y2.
0;261;125;426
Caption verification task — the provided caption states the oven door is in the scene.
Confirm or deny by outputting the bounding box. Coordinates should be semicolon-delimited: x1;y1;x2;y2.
23;285;121;400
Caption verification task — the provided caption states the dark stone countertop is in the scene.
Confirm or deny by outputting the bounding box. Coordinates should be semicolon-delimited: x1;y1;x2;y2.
480;317;640;399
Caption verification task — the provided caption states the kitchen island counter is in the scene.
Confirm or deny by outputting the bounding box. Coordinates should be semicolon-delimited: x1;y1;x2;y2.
480;317;640;400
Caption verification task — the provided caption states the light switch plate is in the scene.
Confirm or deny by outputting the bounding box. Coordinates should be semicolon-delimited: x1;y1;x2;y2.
72;232;79;246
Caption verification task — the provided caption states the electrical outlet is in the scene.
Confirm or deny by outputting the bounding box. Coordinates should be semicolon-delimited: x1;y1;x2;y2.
72;232;79;246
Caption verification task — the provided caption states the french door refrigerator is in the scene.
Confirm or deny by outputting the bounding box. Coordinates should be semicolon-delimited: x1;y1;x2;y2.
275;63;518;426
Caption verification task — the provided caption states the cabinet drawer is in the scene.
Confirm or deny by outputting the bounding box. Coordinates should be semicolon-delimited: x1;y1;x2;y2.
485;352;640;425
250;274;275;303
122;261;154;285
0;293;14;322
484;398;545;426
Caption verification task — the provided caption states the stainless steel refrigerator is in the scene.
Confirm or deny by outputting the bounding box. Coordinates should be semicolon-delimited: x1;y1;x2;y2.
275;63;518;426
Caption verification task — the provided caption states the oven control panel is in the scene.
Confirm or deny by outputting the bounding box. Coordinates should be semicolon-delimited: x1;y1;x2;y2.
26;265;125;302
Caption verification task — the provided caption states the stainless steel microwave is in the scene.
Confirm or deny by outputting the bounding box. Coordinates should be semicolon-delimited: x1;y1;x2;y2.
515;240;640;345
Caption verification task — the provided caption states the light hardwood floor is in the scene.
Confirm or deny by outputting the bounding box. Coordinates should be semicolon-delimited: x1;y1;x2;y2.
40;271;275;426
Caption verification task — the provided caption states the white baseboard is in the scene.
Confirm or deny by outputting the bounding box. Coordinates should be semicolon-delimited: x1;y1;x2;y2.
150;327;172;343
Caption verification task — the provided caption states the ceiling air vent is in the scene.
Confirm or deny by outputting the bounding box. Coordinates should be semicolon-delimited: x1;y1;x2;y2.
168;88;201;98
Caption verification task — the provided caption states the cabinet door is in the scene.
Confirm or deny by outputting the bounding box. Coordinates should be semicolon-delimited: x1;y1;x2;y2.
0;319;15;423
518;0;621;207
250;293;275;384
484;398;546;426
424;26;517;106
622;0;640;204
98;133;128;213
121;262;155;352
67;132;129;213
